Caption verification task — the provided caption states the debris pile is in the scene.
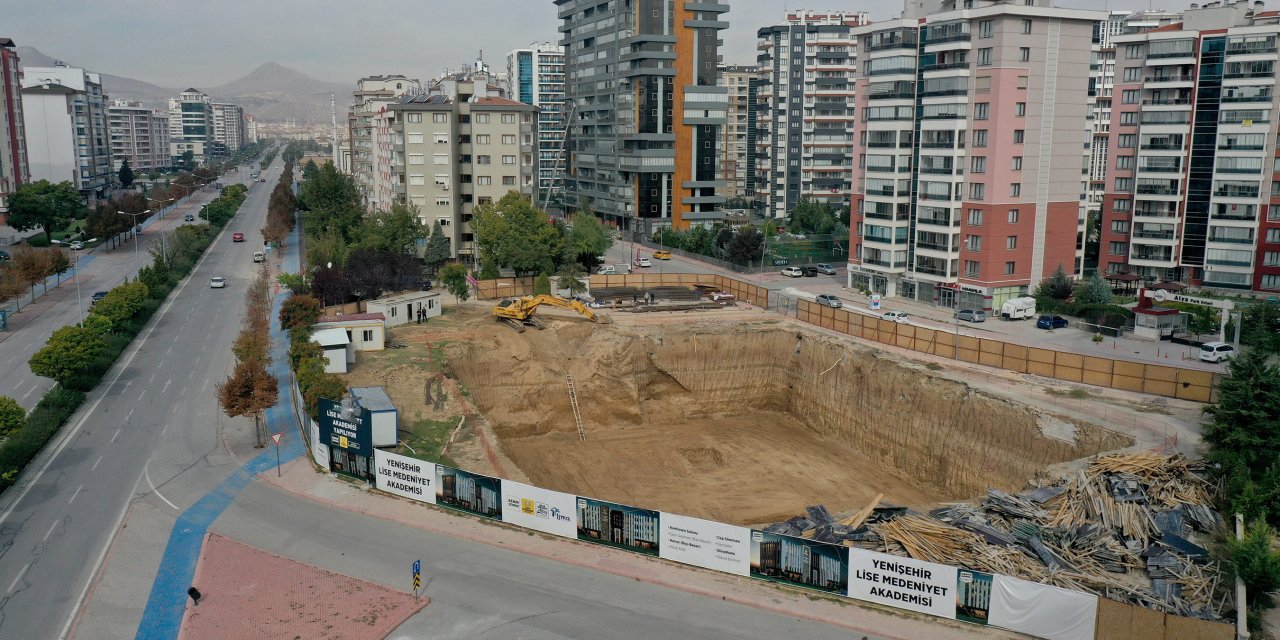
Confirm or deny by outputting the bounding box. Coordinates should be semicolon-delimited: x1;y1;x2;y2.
765;452;1224;619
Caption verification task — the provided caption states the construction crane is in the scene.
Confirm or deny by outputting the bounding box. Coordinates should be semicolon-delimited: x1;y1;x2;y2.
492;295;609;332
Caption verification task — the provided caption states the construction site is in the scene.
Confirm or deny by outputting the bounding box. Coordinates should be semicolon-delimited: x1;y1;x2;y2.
341;289;1226;624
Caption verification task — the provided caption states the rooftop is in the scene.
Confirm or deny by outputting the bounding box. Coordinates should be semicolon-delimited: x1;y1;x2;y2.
317;312;386;324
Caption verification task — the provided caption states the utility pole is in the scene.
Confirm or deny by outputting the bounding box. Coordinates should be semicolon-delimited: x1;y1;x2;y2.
330;92;339;167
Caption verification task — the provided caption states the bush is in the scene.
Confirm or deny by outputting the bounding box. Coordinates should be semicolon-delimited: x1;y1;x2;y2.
0;388;86;490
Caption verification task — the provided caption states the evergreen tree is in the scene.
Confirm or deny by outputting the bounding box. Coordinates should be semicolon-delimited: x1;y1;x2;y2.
424;221;452;276
118;159;135;189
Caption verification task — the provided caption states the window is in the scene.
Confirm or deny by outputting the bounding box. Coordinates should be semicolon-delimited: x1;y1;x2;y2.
1116;155;1134;169
477;155;491;164
475;114;490;124
1008;209;1019;223
1270;204;1280;221
1013;130;1024;143
1019;47;1031;62
969;183;986;200
502;155;516;164
1118;134;1136;148
409;174;425;186
1005;261;1016;275
502;114;517;123
432;113;448;123
1115;177;1133;191
1017;75;1028;89
362;330;373;342
433;154;448;164
967;208;984;225
1109;241;1128;255
477;176;492;185
977;48;992;66
501;134;516;144
965;260;981;277
1123;67;1142;82
1006;235;1018;249
1122;90;1139;104
1015;102;1026;117
433;133;448;144
476;134;490;144
408;132;424;144
1120;111;1138;125
1265;251;1280;266
1125;44;1144;59
966;235;982;251
502;175;516;186
1265;275;1280;289
1022;19;1032;34
979;20;993;38
435;197;450;206
1111;220;1130;233
434;175;448;187
409;153;425;165
975;76;991;93
1114;198;1132;212
971;156;986;173
973;130;988;147
975;103;990;120
1012;156;1023;171
1270;228;1280;243
407;113;423;123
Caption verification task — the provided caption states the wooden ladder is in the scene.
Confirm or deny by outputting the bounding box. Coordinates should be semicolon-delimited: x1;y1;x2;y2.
565;373;586;442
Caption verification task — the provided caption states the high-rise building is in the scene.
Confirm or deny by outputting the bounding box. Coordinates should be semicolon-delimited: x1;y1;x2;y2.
168;88;214;164
349;75;421;211
246;115;259;144
21;65;113;201
0;38;28;210
555;0;729;233
108;100;170;173
212;102;246;152
848;0;1103;314
390;71;536;261
755;10;869;218
718;65;757;202
508;43;567;210
1101;0;1280;292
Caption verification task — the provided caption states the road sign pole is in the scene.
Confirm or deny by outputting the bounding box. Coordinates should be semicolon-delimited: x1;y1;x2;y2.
271;432;284;477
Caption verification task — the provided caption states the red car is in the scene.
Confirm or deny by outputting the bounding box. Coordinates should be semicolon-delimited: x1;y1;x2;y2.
232;232;245;242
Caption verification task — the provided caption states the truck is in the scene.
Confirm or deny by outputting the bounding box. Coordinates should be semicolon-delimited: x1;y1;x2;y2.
1000;296;1037;320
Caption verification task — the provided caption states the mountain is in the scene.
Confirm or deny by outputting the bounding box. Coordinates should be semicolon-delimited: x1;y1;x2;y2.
15;47;347;122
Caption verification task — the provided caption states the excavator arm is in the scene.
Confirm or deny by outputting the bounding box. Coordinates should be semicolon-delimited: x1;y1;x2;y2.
492;294;608;330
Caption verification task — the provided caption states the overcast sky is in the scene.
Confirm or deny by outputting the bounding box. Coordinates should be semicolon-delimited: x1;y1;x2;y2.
7;0;1167;88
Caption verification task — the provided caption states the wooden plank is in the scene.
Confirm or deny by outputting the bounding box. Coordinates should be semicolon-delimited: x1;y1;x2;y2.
1144;365;1178;382
1083;356;1114;374
1111;374;1144;393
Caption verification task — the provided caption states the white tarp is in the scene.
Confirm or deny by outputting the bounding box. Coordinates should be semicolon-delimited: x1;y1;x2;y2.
848;548;958;620
310;419;329;469
500;481;576;538
659;512;750;576
373;450;436;504
989;575;1097;640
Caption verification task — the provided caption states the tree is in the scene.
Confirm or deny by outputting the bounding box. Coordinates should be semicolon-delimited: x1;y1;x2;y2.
276;272;308;295
88;282;149;330
1186;305;1221;339
555;263;588;297
727;227;764;264
565;210;612;266
423;221;452;277
1035;266;1075;300
310;266;351;306
29;325;108;385
1227;520;1280;617
280;294;322;331
356;204;426;255
0;396;23;438
1073;274;1114;306
478;258;500;280
534;272;552;296
216;359;278;448
787;198;838;235
1083;210;1101;270
7;180;86;244
471;192;565;276
440;263;470;303
118;159;135;189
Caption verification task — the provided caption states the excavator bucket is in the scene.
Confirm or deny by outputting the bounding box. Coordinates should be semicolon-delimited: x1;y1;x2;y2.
594;313;612;324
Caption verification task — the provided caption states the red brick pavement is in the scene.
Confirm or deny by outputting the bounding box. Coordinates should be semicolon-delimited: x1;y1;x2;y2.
179;533;427;640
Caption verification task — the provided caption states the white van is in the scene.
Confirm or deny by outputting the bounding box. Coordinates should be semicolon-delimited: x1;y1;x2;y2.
1199;342;1235;363
253;251;265;263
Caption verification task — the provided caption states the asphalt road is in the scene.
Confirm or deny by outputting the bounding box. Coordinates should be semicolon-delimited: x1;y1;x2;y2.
0;159;281;639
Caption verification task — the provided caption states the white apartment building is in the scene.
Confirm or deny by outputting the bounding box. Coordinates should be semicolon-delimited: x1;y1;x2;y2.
212;102;246;152
349;75;420;211
719;65;757;201
169;88;213;163
21;65;113;200
507;43;566;209
245;115;259;144
389;72;536;261
108;100;170;173
756;10;869;218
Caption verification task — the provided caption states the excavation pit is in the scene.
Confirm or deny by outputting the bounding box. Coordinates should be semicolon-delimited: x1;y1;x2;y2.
439;308;1132;526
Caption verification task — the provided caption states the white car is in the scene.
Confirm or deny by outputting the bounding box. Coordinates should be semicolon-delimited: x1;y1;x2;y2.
69;241;84;251
882;311;909;323
781;266;803;277
636;257;652;268
209;276;226;289
816;294;842;309
1199;341;1235;363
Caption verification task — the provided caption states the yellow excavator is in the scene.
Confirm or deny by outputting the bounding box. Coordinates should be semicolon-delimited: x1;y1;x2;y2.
492;295;610;332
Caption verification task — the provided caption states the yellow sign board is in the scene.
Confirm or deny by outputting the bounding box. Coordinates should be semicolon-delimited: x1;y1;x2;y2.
339;435;349;449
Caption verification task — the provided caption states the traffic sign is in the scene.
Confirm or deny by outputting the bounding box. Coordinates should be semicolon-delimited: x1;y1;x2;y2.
271;432;284;446
412;559;422;596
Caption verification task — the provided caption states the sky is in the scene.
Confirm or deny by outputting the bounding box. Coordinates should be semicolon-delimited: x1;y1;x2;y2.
6;0;1168;88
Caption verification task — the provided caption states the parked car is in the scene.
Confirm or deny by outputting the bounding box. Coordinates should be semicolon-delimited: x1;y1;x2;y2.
90;291;109;305
184;214;195;222
1199;341;1236;363
253;251;265;263
815;263;837;275
636;257;652;268
209;276;226;289
954;309;986;323
232;232;245;242
69;241;84;251
781;266;803;277
597;265;617;275
1036;315;1068;330
800;266;818;277
816;294;842;309
882;311;909;323
653;250;672;260
0;250;9;261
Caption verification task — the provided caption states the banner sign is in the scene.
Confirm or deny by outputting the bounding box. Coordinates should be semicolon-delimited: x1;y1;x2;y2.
501;481;576;538
848;548;957;619
660;513;749;576
749;530;848;594
955;569;994;625
435;465;501;519
316;397;373;458
576;497;660;556
309;419;328;469
374;450;437;504
990;575;1097;640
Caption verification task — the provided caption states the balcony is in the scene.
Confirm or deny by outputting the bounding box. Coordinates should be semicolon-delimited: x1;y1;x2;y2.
1143;98;1191;106
1136;185;1180;196
914;264;959;277
925;32;971;45
1144;75;1194;84
1222;94;1273;103
863;258;909;269
866;39;917;52
1214;187;1260;198
1226;45;1278;55
1134;208;1179;218
1141;143;1183;150
920;166;962;175
1208;235;1255;244
1132;231;1176;240
921;61;970;72
915;241;952;252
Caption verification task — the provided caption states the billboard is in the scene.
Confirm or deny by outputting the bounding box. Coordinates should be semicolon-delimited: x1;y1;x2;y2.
955;569;994;625
374;450;436;504
501;481;576;538
435;465;502;519
848;548;958;620
576;497;660;556
316;397;373;458
659;513;749;576
749;530;848;594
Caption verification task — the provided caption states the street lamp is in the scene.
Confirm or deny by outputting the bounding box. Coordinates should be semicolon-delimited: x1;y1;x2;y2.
122;209;150;263
73;250;83;327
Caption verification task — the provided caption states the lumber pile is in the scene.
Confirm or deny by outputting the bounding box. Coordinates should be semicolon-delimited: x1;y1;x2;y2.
765;452;1225;620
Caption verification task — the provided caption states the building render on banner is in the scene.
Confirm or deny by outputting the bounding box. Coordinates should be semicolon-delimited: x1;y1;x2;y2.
847;0;1103;314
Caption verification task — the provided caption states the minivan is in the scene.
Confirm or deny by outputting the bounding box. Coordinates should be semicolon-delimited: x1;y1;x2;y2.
253;251;265;263
954;309;986;323
1199;342;1235;363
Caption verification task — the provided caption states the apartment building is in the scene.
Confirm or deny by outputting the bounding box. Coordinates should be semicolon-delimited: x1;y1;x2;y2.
389;72;536;261
1101;0;1280;293
349;75;421;211
555;0;729;233
212;102;246;152
22;65;113;201
169;88;214;163
0;38;28;210
108;100;170;173
507;43;567;208
246;115;259;144
718;64;757;201
848;0;1102;313
756;10;869;218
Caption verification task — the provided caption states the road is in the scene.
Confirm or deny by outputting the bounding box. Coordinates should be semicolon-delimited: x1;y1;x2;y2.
0;173;270;410
0;159;281;639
